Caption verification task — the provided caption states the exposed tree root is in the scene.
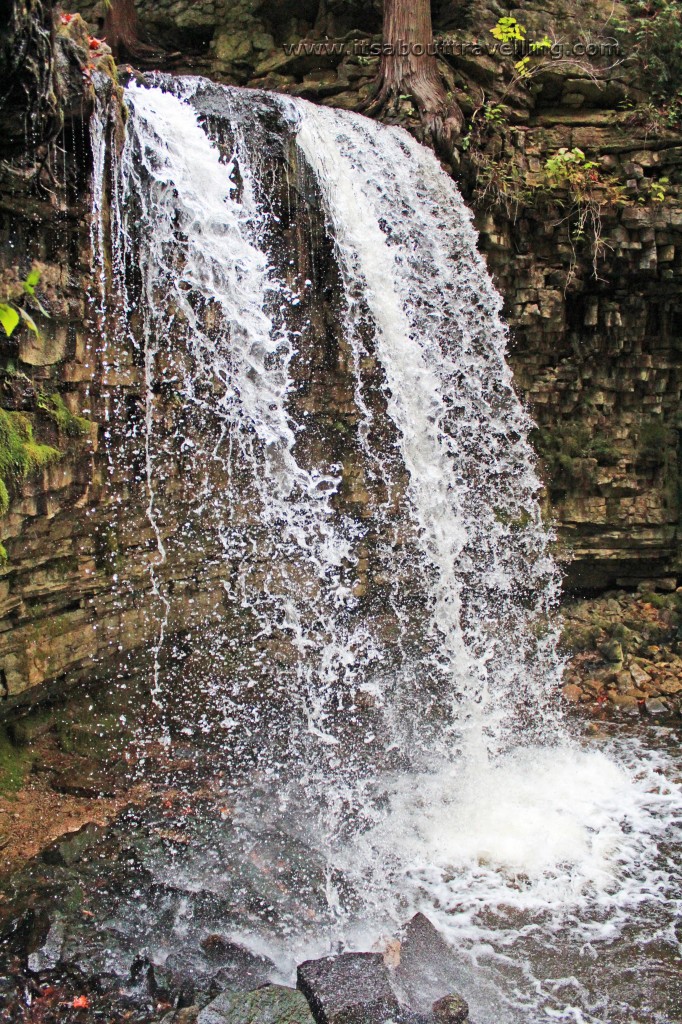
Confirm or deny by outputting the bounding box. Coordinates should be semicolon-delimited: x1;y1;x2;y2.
360;0;463;160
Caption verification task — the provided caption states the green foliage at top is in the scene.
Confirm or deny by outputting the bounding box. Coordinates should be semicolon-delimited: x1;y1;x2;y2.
491;16;526;43
489;16;551;78
0;408;61;516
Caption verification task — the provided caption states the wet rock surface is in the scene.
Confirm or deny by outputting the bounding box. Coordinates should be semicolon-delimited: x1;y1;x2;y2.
0;780;334;1013
297;953;400;1024
198;985;315;1024
393;914;467;1014
0;774;474;1024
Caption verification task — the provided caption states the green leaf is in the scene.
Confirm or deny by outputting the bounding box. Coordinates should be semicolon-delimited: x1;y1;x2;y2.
0;304;19;337
29;295;50;318
18;308;39;335
23;269;41;297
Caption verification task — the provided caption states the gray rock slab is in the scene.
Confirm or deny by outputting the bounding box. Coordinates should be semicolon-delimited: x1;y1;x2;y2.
198;985;315;1024
297;952;401;1024
392;914;464;1013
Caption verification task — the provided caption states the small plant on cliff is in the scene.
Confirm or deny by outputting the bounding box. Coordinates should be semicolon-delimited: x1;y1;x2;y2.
0;268;49;339
622;0;682;108
544;147;599;185
461;101;511;154
639;177;669;203
0;409;60;516
541;148;629;283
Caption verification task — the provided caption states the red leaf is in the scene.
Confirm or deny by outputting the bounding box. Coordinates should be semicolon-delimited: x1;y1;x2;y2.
72;996;90;1009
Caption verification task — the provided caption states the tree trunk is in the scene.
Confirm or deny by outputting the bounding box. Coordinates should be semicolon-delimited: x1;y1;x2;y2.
366;0;463;151
104;0;155;61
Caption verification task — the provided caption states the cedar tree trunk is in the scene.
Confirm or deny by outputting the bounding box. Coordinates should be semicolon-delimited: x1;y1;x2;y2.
104;0;155;61
367;0;463;150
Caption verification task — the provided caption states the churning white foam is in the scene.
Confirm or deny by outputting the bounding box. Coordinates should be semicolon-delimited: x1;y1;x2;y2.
363;739;680;903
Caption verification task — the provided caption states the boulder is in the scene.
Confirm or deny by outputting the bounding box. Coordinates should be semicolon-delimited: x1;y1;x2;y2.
297;952;400;1024
198;985;315;1024
201;938;276;992
392;914;467;1015
432;994;469;1024
154;941;275;1006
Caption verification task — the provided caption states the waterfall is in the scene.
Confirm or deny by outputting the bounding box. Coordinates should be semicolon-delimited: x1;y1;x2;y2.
113;75;562;762
91;76;682;1024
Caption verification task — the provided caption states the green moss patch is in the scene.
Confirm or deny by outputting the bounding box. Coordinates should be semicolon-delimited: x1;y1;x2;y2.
530;424;621;498
0;408;61;515
37;391;90;437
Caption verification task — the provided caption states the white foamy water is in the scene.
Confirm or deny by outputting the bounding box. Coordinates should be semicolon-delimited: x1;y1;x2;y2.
236;735;681;1023
97;78;682;1023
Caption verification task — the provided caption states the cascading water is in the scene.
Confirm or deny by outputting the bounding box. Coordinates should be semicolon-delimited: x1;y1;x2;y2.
32;75;680;1023
114;74;563;770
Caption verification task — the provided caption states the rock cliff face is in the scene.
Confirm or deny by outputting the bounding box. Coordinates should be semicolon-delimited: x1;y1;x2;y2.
1;0;681;705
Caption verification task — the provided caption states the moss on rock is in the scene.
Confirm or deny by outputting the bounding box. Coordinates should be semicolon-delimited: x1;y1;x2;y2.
0;409;61;516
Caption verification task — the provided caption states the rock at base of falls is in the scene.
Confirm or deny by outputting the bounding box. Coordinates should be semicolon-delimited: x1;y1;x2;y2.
431;995;470;1024
392;913;469;1017
196;985;315;1024
154;942;277;1007
295;937;470;1024
297;952;401;1024
165;916;469;1024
